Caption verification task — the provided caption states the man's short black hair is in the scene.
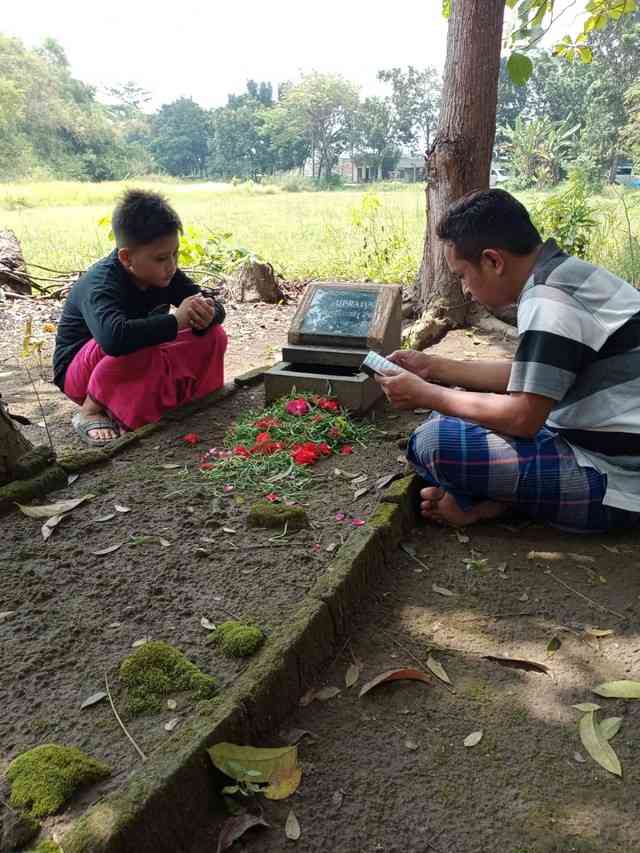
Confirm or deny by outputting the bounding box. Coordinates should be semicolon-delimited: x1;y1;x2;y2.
436;189;541;264
111;189;183;248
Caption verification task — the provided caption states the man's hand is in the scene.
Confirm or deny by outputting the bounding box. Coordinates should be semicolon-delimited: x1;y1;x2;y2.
387;349;438;380
175;295;215;331
375;371;431;410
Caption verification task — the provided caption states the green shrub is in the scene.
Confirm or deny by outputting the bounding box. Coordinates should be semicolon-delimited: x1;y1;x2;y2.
531;171;597;258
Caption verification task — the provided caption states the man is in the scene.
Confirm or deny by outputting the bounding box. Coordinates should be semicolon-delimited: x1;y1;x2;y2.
378;189;640;532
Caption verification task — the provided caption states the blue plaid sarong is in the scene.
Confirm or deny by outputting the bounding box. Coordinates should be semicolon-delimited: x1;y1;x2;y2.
407;414;640;533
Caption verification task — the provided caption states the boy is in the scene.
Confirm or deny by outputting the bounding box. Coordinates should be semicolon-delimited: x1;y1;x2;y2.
378;189;640;533
53;189;227;446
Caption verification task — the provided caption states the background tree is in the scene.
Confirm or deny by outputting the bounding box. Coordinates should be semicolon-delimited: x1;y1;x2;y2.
377;65;441;151
151;98;209;177
351;96;399;180
274;73;359;178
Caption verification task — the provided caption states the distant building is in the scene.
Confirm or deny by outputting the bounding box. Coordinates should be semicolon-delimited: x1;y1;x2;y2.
303;151;425;183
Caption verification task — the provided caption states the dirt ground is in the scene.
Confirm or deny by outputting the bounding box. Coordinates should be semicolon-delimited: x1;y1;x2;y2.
184;331;640;853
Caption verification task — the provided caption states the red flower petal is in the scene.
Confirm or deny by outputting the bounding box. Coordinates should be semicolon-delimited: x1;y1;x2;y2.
255;431;272;443
199;462;214;470
286;399;310;416
182;432;200;445
351;518;366;527
340;445;354;455
265;492;279;503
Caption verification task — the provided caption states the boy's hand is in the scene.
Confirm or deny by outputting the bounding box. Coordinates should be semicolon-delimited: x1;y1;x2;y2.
175;295;215;330
387;349;437;380
375;371;430;410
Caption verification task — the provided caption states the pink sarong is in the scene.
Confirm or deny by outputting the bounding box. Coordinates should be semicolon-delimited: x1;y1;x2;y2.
63;326;227;430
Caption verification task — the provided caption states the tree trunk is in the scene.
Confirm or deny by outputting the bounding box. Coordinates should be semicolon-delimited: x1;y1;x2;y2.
0;396;33;486
0;230;32;295
411;0;505;349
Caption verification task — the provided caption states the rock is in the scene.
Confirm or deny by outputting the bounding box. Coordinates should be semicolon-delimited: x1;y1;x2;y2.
14;446;56;481
247;501;310;531
1;808;40;851
238;261;285;303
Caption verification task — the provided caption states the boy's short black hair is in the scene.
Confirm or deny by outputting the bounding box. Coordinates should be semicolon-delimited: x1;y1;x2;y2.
436;189;541;264
111;189;183;248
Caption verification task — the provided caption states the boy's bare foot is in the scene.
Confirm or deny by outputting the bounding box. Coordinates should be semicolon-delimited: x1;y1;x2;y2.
420;486;507;527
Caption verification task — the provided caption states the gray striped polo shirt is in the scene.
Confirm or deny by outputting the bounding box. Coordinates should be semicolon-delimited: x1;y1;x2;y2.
507;238;640;511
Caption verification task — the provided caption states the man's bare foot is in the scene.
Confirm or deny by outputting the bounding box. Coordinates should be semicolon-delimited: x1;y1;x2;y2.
420;486;507;527
77;398;119;442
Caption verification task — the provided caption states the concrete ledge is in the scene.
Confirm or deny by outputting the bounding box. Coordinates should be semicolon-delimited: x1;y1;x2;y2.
61;475;421;853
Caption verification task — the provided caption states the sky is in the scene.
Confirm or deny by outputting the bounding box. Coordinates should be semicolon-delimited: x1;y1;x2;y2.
5;0;587;110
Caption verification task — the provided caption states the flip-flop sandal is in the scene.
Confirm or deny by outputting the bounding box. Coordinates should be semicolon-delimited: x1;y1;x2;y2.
71;412;119;448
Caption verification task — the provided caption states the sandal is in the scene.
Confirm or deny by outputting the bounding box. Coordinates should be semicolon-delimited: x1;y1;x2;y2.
71;411;119;448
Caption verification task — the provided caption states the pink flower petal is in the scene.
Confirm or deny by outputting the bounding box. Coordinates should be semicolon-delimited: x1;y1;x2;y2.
335;512;346;522
351;518;366;527
222;483;235;493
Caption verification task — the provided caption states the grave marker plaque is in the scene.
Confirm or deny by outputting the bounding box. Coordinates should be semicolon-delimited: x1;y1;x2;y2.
264;282;402;414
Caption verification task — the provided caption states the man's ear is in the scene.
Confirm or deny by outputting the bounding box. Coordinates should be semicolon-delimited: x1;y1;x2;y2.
118;247;133;270
481;249;505;275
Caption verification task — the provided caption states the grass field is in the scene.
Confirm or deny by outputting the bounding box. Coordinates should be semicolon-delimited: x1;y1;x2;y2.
1;179;638;287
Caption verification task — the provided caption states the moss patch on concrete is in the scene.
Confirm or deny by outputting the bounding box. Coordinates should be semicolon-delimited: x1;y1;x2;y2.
7;744;111;817
247;500;309;530
208;621;265;657
119;641;217;715
27;841;62;853
57;448;108;472
0;465;68;512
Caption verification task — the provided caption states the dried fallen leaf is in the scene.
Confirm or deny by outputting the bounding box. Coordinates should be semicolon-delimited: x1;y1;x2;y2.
333;468;359;480
94;513;116;523
285;809;301;841
161;463;182;469
115;504;131;513
222;527;237;534
574;751;586;763
91;543;123;556
376;472;401;490
315;686;341;701
584;628;614;639
405;738;419;751
67;473;80;485
578;710;621;776
167;699;177;711
601;545;620;554
81;691;107;709
456;531;470;544
573;703;601;713
299;688;316;707
464;730;483;747
600;717;623;741
484;655;550;675
41;514;65;541
280;728;316;745
351;474;368;486
426;655;452;685
132;637;149;648
569;553;596;565
17;494;94;519
359;668;431;698
353;487;370;500
527;550;564;561
432;584;456;597
593;680;640;700
345;663;361;689
519;592;529;602
164;717;180;732
264;766;303;800
332;789;345;810
159;538;171;548
216;812;269;853
0;611;16;622
201;616;216;631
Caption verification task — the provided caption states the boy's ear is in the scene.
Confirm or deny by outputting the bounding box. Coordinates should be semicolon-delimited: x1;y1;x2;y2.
118;247;133;270
481;248;505;275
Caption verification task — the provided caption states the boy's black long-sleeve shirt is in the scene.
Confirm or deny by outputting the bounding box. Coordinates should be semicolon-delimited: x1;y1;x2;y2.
53;250;224;390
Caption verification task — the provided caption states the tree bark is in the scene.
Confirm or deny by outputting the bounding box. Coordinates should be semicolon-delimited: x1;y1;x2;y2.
0;230;32;295
411;0;505;349
0;396;33;486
